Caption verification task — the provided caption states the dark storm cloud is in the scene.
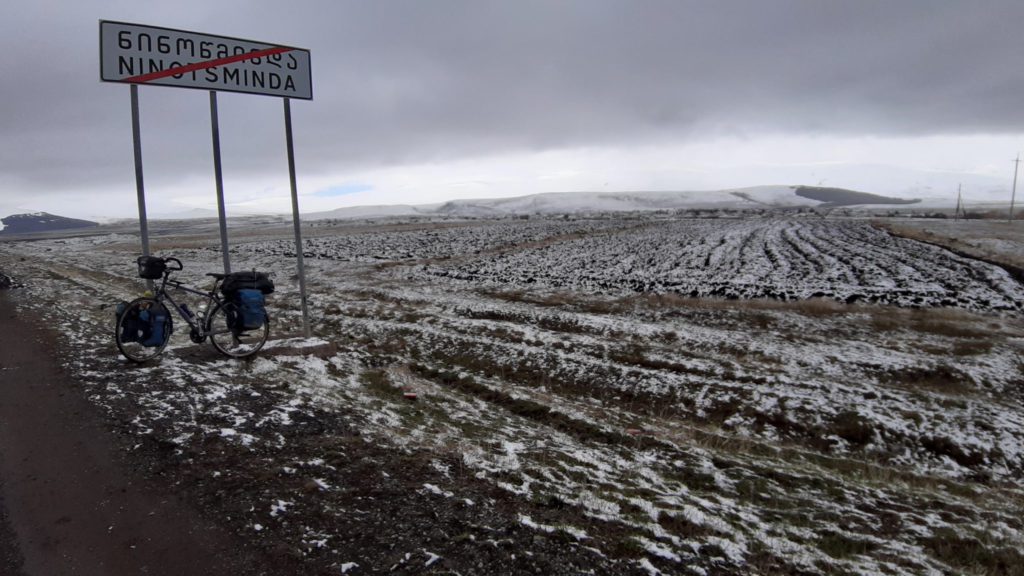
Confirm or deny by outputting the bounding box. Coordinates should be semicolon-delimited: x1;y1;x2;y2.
1;0;1022;193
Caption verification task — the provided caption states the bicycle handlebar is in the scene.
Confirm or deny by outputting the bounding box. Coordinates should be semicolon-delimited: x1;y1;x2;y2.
163;257;184;271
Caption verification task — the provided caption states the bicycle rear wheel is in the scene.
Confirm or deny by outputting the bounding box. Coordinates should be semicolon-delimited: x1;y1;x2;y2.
115;298;173;363
207;300;269;358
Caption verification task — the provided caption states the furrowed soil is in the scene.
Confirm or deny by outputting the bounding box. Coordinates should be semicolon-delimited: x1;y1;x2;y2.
1;215;1023;575
0;289;638;576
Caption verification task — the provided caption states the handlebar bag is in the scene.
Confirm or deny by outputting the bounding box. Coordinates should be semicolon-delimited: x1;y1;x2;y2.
137;256;167;279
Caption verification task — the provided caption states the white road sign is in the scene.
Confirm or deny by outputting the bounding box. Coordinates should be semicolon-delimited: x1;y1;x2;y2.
100;20;312;100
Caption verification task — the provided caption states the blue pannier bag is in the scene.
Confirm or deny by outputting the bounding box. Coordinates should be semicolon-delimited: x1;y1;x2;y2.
138;305;170;347
233;289;266;331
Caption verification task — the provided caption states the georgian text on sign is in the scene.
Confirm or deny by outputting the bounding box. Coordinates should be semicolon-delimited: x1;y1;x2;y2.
100;21;312;100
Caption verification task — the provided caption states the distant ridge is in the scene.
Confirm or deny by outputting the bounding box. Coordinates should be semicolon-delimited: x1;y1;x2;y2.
306;185;918;220
794;186;921;207
0;212;99;235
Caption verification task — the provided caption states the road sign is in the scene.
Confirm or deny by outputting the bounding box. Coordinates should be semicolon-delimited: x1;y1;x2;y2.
102;19;315;335
100;20;312;100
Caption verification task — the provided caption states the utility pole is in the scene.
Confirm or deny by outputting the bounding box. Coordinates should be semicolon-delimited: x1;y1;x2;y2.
1011;154;1020;223
955;183;962;222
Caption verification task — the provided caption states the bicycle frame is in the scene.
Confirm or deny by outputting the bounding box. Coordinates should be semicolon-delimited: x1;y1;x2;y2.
152;276;225;338
118;256;271;362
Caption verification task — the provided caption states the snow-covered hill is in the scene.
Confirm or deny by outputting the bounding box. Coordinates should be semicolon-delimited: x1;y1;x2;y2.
150;208;221;221
306;204;435;220
0;212;99;235
306;185;921;220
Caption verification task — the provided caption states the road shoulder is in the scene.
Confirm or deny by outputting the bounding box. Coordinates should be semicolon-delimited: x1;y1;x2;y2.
0;290;270;576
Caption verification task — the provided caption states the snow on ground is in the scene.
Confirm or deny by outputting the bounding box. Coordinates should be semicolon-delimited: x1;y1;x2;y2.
880;218;1024;270
409;219;1024;312
1;215;1022;575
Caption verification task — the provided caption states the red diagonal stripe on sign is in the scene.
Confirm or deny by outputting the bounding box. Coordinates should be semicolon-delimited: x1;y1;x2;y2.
124;46;294;83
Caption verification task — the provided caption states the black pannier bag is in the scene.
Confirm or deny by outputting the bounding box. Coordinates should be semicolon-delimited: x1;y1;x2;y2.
220;271;275;295
115;301;140;343
137;256;166;279
116;300;171;346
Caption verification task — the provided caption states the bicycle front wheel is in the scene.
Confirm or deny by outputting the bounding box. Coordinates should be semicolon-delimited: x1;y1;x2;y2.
115;298;173;363
207;300;269;358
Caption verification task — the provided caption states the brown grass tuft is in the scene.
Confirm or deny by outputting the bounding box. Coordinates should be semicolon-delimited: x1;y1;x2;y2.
882;364;975;395
921;527;1024;576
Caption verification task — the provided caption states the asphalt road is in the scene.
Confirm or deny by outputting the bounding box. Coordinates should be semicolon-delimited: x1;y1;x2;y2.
0;290;267;576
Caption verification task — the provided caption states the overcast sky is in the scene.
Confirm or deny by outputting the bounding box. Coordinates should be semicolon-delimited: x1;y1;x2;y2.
1;1;1023;219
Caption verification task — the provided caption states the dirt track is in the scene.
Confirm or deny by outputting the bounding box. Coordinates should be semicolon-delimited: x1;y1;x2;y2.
0;290;276;576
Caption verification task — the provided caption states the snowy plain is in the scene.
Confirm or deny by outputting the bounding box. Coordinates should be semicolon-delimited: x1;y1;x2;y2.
1;214;1022;575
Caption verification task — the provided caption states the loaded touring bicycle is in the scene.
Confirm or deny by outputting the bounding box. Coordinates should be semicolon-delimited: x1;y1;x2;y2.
115;256;274;362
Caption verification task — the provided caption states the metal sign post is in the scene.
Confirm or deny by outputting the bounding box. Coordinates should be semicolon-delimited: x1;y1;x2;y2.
209;91;231;274
284;98;311;337
129;84;153;291
101;20;313;336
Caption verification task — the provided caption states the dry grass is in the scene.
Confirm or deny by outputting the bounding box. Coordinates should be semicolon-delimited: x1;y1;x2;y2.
359;368;394;394
921;527;1024;576
881;364;976;395
408;364;658;449
655;412;1024;503
817;531;880;560
860;306;1010;386
877;220;1024;274
951;339;994;356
